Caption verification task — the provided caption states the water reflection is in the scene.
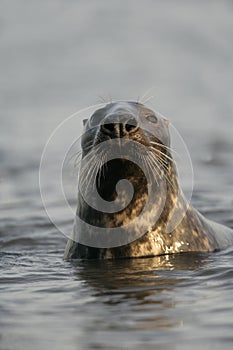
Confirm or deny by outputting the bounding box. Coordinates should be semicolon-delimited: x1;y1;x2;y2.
73;253;208;304
70;254;208;332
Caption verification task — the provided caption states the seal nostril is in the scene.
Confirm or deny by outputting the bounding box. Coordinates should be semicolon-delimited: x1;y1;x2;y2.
101;115;138;136
125;118;138;133
101;123;115;134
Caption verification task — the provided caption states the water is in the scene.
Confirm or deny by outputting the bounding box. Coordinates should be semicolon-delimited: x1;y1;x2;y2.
1;1;233;349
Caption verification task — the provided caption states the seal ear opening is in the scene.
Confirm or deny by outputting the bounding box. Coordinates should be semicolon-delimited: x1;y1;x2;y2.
82;119;88;127
163;118;170;127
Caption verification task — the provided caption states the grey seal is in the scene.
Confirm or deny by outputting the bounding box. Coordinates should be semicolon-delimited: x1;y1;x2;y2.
64;101;233;259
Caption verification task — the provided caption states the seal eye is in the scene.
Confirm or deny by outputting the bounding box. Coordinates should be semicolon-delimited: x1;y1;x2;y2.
147;115;158;123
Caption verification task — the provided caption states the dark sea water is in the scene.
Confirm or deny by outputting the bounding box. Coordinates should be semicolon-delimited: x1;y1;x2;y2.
1;1;233;349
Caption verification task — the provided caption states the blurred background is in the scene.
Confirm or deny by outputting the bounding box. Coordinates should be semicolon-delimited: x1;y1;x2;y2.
1;2;233;350
1;0;233;236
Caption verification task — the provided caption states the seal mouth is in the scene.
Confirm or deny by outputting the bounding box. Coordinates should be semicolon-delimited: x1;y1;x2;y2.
80;121;173;186
80;133;173;197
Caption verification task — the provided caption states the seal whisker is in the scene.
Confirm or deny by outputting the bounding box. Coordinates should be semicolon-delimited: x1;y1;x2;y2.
79;148;100;182
101;151;108;182
96;150;106;190
67;149;82;171
139;152;156;186
147;157;160;185
149;146;176;165
149;141;179;156
97;95;109;103
148;148;172;176
144;153;156;185
157;163;176;192
82;141;96;153
90;147;106;189
138;87;156;104
72;141;96;170
93;156;102;190
80;150;104;197
142;95;155;105
149;152;176;191
79;159;95;195
152;151;170;171
146;152;163;184
74;152;83;169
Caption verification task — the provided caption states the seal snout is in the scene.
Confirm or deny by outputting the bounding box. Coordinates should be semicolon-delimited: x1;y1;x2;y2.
100;114;139;138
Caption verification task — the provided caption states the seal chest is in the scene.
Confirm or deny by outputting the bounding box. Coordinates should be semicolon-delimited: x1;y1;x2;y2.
64;101;233;260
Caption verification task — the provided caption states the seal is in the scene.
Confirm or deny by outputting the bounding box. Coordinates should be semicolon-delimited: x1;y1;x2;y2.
64;101;233;259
